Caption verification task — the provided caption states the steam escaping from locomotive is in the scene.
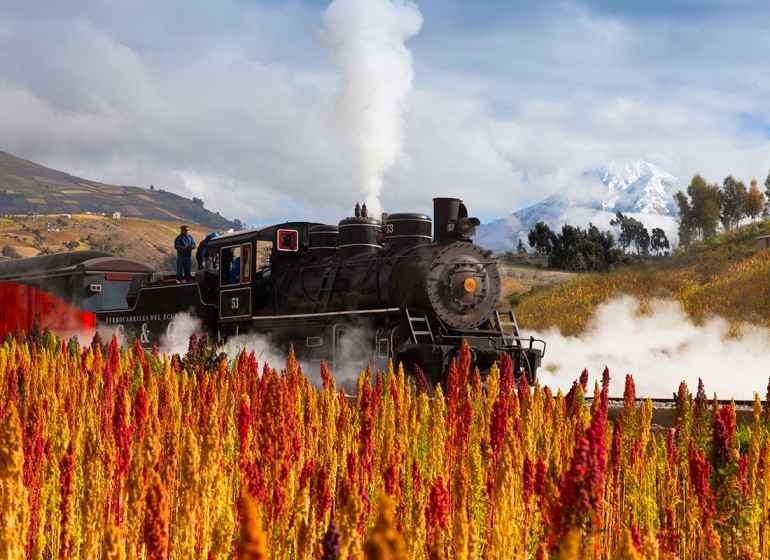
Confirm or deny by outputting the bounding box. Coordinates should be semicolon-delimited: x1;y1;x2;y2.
318;0;423;215
537;296;770;400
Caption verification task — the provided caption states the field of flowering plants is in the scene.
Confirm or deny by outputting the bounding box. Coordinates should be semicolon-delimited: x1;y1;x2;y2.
1;326;770;559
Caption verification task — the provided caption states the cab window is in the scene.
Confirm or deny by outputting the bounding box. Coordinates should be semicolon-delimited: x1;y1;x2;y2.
220;246;242;286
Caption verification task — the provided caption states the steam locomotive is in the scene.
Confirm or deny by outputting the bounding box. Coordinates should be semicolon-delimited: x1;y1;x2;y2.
0;197;545;385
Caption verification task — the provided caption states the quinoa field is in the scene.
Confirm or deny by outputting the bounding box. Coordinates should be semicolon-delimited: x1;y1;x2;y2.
1;328;769;559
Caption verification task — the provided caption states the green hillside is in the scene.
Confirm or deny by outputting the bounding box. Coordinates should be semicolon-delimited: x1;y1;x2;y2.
510;220;770;335
0;151;239;231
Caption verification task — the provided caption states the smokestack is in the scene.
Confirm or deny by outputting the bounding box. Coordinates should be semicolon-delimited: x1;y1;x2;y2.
432;197;461;243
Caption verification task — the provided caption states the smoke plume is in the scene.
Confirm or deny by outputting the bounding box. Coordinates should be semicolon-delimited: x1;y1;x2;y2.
318;0;423;215
535;296;770;400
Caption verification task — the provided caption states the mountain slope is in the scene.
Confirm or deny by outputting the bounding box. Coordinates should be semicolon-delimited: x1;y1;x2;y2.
0;151;239;231
511;220;770;336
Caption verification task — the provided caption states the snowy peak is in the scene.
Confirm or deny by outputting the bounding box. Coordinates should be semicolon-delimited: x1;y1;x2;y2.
589;159;677;215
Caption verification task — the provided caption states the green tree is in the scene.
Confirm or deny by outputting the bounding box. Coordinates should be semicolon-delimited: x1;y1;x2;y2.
763;171;770;217
549;223;620;272
609;212;650;255
650;228;670;255
527;222;556;255
719;175;747;231
745;179;764;222
674;174;721;247
516;239;527;253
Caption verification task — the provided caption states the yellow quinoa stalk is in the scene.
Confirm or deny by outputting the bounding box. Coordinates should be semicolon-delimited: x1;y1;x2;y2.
339;487;364;558
81;425;104;560
295;486;313;559
0;344;7;389
428;384;447;480
452;501;469;560
427;532;447;560
101;520;127;560
175;425;201;557
404;475;426;558
125;436;147;553
761;438;770;559
641;528;660;560
552;529;581;560
610;528;642;560
200;395;221;551
210;499;235;559
492;439;515;556
466;515;479;560
363;494;408;560
706;530;724;560
0;402;30;559
236;493;268;560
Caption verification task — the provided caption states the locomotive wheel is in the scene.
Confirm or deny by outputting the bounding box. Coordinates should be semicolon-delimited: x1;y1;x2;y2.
425;242;501;329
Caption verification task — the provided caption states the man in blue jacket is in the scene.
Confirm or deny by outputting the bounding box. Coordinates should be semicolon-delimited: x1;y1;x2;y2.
174;225;196;281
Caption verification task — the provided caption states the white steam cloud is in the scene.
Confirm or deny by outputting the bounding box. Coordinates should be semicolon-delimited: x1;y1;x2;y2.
221;325;374;393
318;0;423;215
536;296;770;400
159;313;203;356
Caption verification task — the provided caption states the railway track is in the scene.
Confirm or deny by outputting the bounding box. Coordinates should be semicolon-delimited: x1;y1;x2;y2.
599;397;760;429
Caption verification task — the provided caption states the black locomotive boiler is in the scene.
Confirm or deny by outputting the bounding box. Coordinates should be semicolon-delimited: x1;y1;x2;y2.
0;197;545;385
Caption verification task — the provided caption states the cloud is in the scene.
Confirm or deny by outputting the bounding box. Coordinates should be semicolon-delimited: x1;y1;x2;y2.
535;295;770;400
0;0;769;227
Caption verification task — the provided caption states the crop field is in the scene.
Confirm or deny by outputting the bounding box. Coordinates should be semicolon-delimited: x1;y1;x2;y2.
1;329;769;559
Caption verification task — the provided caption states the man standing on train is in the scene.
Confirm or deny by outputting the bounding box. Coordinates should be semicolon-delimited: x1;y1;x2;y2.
174;225;196;282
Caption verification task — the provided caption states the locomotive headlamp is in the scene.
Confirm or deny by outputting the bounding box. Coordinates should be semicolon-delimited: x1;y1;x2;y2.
463;277;477;293
448;217;481;239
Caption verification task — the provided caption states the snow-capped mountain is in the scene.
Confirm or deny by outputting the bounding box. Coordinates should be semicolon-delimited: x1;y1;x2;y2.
474;159;679;253
590;159;677;215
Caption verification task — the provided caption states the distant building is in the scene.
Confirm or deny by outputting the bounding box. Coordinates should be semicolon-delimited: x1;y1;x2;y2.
112;212;121;219
27;212;38;220
755;235;770;250
60;214;71;219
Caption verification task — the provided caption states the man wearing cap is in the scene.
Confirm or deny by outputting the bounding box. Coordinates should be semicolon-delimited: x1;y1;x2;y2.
174;225;196;282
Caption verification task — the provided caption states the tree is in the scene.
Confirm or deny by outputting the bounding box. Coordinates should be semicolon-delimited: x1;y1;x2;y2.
674;174;721;247
609;212;651;255
650;228;670;255
548;223;620;272
516;239;527;253
192;197;205;207
527;222;556;255
764;171;770;217
719;175;747;231
745;179;764;222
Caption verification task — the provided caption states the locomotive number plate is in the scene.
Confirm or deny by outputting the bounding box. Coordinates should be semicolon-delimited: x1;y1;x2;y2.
219;287;252;319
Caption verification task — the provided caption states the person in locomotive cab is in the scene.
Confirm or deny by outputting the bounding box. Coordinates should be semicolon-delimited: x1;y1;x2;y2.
174;225;196;282
229;255;241;284
196;231;219;270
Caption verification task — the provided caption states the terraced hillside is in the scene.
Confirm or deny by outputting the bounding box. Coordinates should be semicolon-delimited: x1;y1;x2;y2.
0;151;238;231
0;213;214;273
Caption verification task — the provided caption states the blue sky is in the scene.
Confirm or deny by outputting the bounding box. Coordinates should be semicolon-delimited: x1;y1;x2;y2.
1;0;769;226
